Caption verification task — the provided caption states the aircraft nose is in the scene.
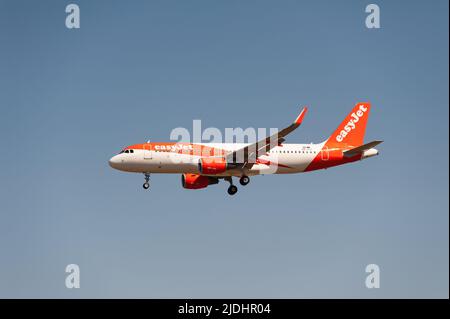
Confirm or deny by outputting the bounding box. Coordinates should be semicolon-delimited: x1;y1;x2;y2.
109;155;121;169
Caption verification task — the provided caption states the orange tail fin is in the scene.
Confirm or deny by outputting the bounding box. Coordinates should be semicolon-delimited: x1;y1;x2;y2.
326;102;371;148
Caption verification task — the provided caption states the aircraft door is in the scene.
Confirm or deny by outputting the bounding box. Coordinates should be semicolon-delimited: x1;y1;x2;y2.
321;146;329;161
143;143;153;159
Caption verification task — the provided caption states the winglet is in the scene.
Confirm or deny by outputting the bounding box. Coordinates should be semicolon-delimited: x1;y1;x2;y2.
294;107;308;125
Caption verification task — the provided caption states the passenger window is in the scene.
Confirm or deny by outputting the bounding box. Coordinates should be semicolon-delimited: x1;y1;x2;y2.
130;150;134;153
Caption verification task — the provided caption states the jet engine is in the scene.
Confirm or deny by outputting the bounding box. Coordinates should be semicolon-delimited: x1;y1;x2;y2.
198;158;228;175
181;174;219;189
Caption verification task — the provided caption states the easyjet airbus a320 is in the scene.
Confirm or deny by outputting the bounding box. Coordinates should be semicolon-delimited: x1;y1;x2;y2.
109;102;382;195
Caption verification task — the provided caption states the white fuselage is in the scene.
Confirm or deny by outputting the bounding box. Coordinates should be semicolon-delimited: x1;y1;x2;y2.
109;142;327;176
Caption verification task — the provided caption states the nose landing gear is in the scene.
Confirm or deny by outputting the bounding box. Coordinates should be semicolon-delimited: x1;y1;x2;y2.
143;173;150;189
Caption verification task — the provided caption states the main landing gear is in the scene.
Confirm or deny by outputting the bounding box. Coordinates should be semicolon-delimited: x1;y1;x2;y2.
225;175;250;195
239;175;250;186
143;173;150;189
224;177;237;195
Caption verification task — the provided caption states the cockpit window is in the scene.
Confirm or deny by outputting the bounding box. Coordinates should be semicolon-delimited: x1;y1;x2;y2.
119;149;134;154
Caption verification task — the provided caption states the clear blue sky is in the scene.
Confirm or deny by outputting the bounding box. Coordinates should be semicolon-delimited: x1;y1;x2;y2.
0;0;448;298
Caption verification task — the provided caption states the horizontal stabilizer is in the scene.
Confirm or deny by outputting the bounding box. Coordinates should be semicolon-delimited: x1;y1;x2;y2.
343;140;383;157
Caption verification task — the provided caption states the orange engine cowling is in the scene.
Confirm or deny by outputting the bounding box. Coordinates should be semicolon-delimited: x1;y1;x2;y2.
181;174;219;190
198;158;228;175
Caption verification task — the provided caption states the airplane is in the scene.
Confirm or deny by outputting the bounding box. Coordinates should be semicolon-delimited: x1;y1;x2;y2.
109;102;382;195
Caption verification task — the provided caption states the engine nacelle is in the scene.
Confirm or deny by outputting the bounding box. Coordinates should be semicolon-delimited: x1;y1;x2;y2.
181;174;219;190
198;158;228;175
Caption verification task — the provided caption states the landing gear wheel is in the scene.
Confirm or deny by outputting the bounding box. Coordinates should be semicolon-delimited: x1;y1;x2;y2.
227;185;238;195
142;173;150;190
239;176;250;186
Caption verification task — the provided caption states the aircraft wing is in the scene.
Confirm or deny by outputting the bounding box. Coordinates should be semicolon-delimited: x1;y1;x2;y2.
225;107;308;167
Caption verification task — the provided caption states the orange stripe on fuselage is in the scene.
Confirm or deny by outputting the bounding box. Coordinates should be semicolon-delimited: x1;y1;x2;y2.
304;146;361;171
124;143;227;157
